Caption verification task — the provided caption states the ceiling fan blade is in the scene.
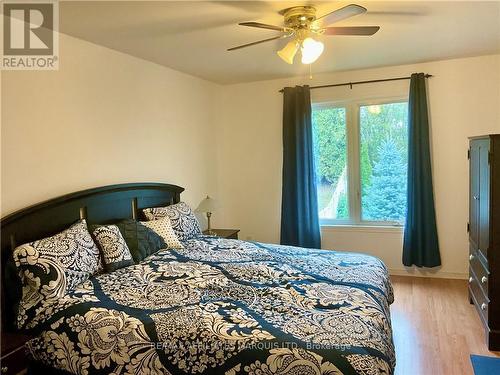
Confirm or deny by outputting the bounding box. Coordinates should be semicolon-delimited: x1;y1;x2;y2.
239;22;286;32
323;26;380;36
227;35;286;51
317;4;367;26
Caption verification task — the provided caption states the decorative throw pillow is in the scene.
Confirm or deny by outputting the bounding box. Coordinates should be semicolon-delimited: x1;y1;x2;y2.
142;202;201;241
13;220;101;327
92;225;134;272
141;217;184;249
90;219;166;263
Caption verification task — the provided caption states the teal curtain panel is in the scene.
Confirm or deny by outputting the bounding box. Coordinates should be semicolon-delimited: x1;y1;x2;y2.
403;73;441;267
280;85;321;248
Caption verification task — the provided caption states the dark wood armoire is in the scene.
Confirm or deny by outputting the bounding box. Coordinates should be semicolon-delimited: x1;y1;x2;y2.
468;134;500;350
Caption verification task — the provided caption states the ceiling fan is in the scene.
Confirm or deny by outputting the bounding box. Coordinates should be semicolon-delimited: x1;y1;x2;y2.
228;4;380;65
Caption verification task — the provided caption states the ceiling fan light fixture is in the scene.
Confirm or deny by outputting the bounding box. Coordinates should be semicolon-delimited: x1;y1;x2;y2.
277;40;299;64
229;4;379;66
301;37;324;64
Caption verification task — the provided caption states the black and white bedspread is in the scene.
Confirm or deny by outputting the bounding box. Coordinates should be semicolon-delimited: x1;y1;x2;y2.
23;236;395;375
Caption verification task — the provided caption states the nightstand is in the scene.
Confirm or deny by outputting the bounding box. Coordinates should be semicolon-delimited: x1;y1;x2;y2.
203;229;240;239
1;333;30;375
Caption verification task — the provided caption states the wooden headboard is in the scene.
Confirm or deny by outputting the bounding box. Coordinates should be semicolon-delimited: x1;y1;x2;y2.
0;182;184;332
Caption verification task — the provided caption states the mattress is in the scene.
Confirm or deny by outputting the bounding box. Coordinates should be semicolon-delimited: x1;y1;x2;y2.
22;236;395;375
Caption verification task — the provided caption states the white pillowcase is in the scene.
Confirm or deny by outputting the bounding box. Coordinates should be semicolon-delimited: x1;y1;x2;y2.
141;217;184;249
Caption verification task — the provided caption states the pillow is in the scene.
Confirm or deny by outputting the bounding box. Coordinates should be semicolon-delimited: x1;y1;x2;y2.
92;225;134;272
140;217;184;249
142;202;201;241
90;219;166;263
13;220;101;327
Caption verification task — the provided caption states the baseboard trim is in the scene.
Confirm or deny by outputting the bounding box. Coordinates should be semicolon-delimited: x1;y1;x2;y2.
388;268;468;280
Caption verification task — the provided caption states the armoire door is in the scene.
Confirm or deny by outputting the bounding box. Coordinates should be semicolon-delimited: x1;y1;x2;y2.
470;141;480;249
478;139;490;261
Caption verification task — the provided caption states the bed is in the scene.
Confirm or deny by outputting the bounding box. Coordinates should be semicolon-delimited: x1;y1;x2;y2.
1;183;395;375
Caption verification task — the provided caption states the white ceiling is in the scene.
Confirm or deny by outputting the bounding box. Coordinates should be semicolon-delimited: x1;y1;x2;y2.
59;1;500;84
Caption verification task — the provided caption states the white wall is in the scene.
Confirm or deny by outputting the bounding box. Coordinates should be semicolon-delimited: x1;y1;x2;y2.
1;33;219;216
214;54;500;279
2;32;499;280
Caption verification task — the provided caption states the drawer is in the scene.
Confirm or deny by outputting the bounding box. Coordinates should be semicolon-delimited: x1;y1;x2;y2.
469;268;489;327
1;345;28;375
470;248;489;296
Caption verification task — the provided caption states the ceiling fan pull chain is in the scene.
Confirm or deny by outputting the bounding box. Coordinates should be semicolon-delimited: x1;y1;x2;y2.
309;64;313;80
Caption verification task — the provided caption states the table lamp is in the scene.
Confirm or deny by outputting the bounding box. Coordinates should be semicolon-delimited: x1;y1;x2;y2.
196;196;218;236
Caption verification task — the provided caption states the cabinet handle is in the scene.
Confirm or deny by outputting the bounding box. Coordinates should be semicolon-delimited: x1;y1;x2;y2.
469;277;473;283
473;195;479;200
1;367;7;374
470;254;474;260
482;276;488;284
481;303;487;311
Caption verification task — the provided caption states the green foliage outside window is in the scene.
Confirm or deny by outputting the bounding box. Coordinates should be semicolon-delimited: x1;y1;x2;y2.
313;101;408;222
312;107;347;186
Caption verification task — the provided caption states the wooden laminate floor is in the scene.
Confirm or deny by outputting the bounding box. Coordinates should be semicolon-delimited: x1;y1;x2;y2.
391;276;499;375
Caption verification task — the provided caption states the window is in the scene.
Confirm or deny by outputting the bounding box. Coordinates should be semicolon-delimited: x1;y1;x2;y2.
312;100;408;226
312;106;349;220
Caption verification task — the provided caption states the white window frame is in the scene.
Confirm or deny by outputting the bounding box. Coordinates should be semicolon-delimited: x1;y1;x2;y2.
313;96;409;227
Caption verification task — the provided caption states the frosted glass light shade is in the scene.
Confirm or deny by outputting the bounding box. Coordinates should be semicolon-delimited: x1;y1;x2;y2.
196;196;218;213
277;40;299;64
301;37;324;64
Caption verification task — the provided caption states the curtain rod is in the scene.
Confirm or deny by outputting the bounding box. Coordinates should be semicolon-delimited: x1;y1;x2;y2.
278;74;433;93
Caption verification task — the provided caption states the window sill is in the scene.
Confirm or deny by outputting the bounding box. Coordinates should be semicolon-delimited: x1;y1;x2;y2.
320;224;404;234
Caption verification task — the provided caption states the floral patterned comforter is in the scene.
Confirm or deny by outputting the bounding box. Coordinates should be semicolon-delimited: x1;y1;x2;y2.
23;236;395;375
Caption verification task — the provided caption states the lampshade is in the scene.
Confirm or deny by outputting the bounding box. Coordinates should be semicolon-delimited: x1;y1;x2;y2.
195;196;219;213
301;37;324;64
277;40;299;64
